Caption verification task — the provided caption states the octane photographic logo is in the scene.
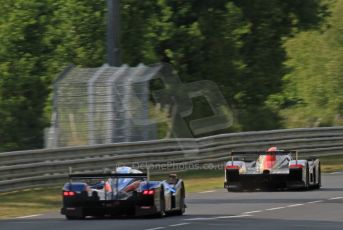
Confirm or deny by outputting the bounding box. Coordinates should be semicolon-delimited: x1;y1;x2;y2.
109;65;234;172
114;161;224;172
131;64;234;139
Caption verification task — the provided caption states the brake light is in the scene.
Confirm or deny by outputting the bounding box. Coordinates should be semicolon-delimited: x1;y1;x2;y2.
226;165;240;170
63;191;76;196
143;189;155;195
289;164;304;169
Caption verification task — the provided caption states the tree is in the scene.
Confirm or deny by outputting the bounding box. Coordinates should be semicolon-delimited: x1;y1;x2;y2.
0;0;330;151
232;0;327;130
143;0;250;134
48;0;250;135
0;0;55;151
268;0;343;127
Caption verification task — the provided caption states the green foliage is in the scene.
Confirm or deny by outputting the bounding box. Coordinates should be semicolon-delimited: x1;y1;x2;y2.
231;0;326;130
0;0;55;151
46;0;107;69
0;0;330;151
269;0;343;127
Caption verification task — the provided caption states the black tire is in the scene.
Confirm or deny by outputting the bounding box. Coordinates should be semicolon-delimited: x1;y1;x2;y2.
314;163;321;189
175;184;186;216
305;162;310;190
227;184;242;192
155;188;165;218
66;215;84;220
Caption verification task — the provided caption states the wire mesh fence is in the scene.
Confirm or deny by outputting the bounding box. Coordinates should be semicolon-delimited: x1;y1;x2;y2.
46;64;161;148
45;63;234;148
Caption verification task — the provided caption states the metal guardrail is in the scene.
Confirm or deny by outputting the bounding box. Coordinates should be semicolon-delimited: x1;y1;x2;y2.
0;139;197;166
1;127;343;192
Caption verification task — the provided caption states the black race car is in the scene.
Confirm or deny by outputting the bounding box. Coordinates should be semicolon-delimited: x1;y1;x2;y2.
61;167;186;219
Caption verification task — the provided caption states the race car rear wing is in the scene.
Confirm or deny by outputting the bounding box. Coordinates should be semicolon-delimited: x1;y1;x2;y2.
68;173;148;179
229;150;298;161
230;150;297;155
66;173;149;201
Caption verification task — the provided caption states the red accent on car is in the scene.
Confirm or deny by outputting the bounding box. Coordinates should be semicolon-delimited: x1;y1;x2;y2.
263;154;276;169
105;182;112;192
226;165;240;170
289;164;304;169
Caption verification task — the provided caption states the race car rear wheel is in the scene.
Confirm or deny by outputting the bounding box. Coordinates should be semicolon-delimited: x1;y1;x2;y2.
175;183;186;216
65;215;85;220
305;162;310;190
227;185;242;192
314;163;321;189
154;188;165;218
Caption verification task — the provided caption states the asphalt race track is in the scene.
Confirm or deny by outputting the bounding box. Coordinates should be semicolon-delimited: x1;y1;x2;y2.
1;173;343;230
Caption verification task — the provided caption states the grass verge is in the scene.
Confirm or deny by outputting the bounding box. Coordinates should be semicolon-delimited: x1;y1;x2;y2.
154;169;223;193
0;187;61;220
319;155;343;172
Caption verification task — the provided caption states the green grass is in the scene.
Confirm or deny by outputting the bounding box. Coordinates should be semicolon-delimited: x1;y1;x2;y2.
0;170;223;219
153;169;224;193
320;155;343;172
0;187;61;219
1;158;342;220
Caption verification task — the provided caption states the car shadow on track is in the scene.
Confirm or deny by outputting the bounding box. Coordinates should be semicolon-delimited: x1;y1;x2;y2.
187;197;343;204
189;217;343;230
318;187;343;192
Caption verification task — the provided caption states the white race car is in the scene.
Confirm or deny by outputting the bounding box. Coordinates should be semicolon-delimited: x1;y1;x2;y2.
224;147;321;191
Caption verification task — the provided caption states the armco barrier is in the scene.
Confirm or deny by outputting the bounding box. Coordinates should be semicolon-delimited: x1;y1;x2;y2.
1;127;343;192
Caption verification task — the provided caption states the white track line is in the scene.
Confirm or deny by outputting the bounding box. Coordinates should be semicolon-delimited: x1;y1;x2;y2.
215;214;251;219
265;207;286;211
168;223;190;227
198;190;216;194
287;204;304;208
15;214;42;219
184;214;251;221
183;217;214;221
307;200;323;204
144;227;166;230
243;210;262;214
328;197;343;200
5;222;39;224
329;172;342;175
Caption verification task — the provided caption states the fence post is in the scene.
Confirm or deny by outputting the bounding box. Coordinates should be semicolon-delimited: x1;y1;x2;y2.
88;64;108;145
50;64;75;148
